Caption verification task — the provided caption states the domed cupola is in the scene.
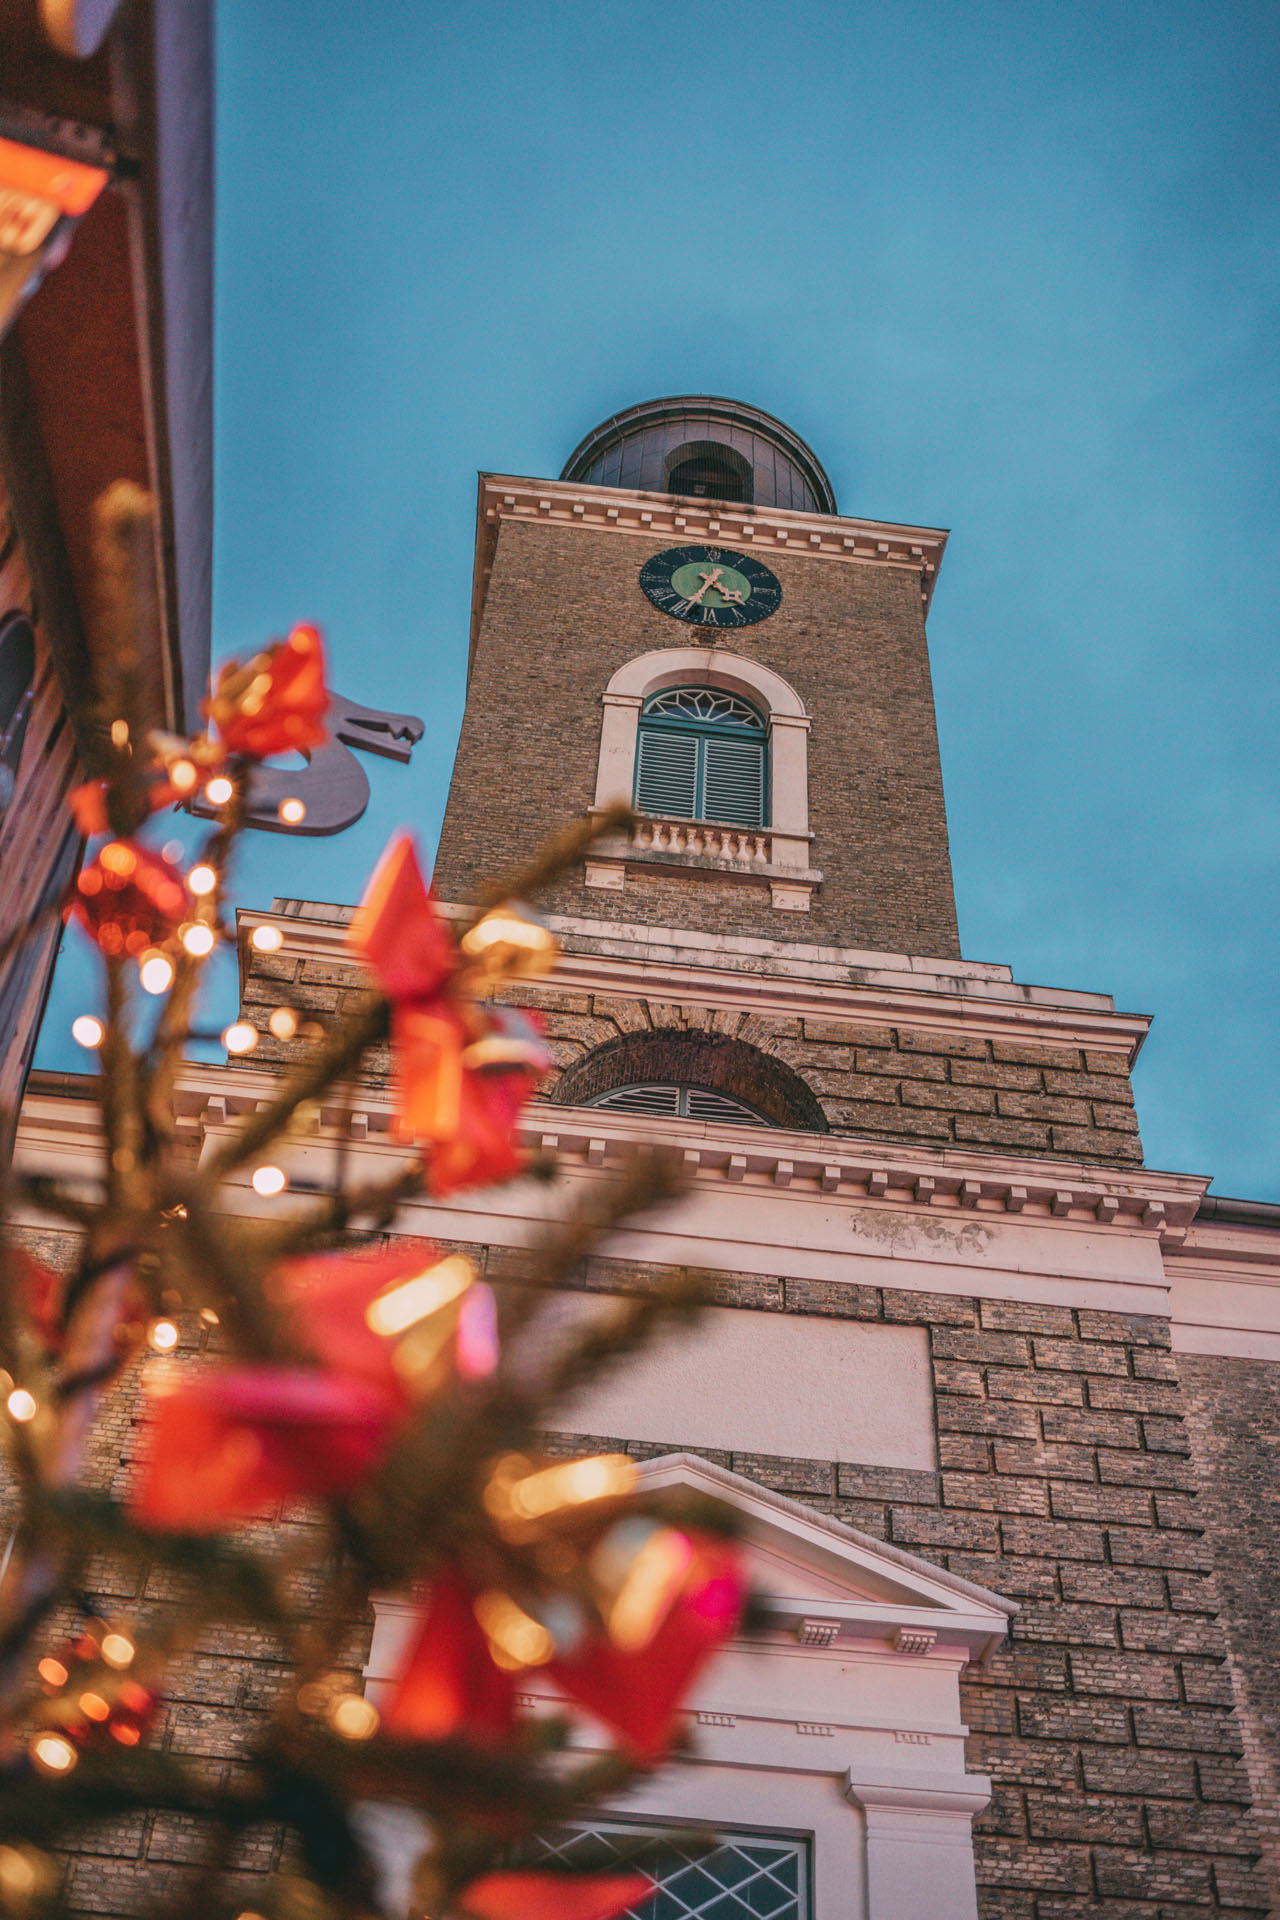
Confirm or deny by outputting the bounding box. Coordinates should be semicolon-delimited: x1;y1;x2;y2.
561;395;836;514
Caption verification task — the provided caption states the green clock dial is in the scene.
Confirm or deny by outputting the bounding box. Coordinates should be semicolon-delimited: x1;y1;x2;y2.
639;545;782;628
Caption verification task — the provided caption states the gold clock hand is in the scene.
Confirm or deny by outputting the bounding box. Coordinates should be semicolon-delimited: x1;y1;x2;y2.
687;568;725;607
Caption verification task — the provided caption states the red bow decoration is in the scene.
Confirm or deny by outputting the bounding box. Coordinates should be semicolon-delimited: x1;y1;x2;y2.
70;841;190;958
206;623;330;760
134;1244;496;1529
452;1872;652;1920
382;1572;518;1746
549;1531;746;1761
132;1367;403;1530
385;1532;744;1765
349;835;551;1195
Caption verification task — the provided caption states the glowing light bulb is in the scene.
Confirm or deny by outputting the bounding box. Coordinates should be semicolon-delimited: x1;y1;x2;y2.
6;1388;37;1423
278;797;306;824
199;1307;220;1327
268;1006;298;1041
78;1692;110;1722
147;1319;179;1352
327;1693;380;1741
71;1014;104;1049
250;923;283;953
169;758;198;794
188;863;217;896
32;1734;76;1773
181;923;215;957
37;1657;68;1688
365;1255;474;1337
139;952;174;995
204;775;233;806
251;1165;286;1197
223;1021;258;1054
110;719;129;747
100;1633;135;1669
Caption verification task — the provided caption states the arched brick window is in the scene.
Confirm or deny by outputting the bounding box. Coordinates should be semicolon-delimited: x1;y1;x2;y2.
551;1030;828;1133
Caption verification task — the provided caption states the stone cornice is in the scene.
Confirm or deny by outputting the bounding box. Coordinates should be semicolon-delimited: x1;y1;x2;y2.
15;1069;1205;1250
237;907;1150;1063
469;471;950;667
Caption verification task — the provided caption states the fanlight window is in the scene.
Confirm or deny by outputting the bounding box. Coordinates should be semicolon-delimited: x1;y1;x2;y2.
535;1824;808;1919
587;1083;767;1126
634;686;766;829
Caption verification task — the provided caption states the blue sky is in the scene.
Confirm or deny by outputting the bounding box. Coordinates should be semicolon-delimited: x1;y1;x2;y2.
38;0;1280;1197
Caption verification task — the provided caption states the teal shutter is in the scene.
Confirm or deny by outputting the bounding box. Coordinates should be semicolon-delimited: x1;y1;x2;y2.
635;727;698;817
702;734;765;827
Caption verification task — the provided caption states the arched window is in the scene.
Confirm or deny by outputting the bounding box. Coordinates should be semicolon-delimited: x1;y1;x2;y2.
634;686;766;828
664;439;754;504
586;1083;767;1126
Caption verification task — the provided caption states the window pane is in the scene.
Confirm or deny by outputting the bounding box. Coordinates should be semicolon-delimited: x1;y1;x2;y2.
533;1827;808;1920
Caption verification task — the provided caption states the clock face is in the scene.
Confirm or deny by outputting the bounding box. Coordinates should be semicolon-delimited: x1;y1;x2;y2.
639;545;782;628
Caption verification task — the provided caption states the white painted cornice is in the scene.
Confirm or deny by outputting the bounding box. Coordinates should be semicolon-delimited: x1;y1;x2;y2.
469;471;950;665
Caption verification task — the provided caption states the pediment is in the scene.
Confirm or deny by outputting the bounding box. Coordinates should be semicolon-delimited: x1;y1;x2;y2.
637;1452;1016;1661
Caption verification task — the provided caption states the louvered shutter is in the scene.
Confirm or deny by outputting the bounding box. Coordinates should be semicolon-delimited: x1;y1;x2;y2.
702;734;765;827
634;728;698;817
591;1085;683;1116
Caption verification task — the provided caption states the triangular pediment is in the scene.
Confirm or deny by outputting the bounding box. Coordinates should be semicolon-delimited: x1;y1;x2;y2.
636;1452;1016;1659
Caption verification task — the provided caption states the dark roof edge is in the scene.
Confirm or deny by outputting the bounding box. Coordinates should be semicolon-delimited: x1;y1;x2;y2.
561;394;837;515
1195;1194;1280;1228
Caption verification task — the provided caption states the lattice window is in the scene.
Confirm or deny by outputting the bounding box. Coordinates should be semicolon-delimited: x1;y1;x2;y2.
587;1084;767;1126
635;687;766;829
533;1824;809;1919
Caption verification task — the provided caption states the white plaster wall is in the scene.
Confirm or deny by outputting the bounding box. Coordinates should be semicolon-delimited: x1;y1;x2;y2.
545;1305;936;1469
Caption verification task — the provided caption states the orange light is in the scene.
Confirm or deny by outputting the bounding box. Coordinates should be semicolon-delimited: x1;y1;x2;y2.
204;775;234;806
188;864;217;896
99;841;137;879
71;1014;104;1049
32;1734;76;1773
147;1320;179;1353
251;1165;286;1197
250;923;283;953
181;923;216;957
268;1007;298;1040
78;1693;110;1723
37;1658;68;1688
278;797;306;825
6;1388;37;1423
109;1722;141;1746
169;758;198;794
327;1694;379;1741
223;1022;259;1055
100;1633;135;1669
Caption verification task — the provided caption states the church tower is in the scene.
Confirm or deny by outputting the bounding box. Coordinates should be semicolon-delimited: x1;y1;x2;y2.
435;395;959;955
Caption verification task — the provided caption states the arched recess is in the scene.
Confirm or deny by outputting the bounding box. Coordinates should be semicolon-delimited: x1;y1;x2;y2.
662;439;754;504
550;1029;829;1134
594;647;811;841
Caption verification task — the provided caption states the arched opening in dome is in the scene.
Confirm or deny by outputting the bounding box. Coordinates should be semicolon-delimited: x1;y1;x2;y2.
663;440;753;505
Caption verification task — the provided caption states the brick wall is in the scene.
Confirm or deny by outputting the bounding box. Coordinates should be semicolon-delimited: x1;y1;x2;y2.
10;1204;1273;1916
235;952;1145;1168
433;518;962;958
1179;1354;1280;1916
472;1244;1265;1917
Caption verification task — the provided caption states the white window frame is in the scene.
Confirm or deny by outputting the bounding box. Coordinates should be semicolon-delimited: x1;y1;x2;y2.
590;648;817;911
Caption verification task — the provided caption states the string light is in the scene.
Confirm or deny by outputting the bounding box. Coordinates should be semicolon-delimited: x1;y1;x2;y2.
472;1590;554;1670
223;1021;259;1054
6;1388;37;1423
147;1320;179;1353
251;1165;286;1197
365;1254;474;1337
199;1307;220;1327
36;1657;68;1688
109;719;129;747
278;797;306;824
268;1006;298;1040
169;758;198;794
31;1734;76;1773
71;1014;105;1049
327;1693;380;1741
100;1632;135;1669
139;952;174;995
78;1692;110;1722
250;923;283;953
188;863;217;896
204;775;233;806
181;923;215;957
